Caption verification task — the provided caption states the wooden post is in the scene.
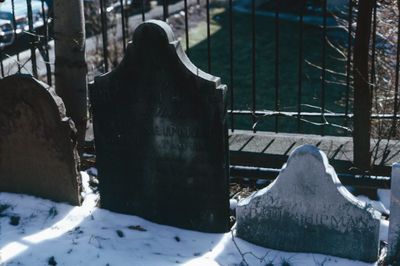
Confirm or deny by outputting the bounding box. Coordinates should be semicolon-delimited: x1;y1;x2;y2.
353;0;374;171
54;0;87;152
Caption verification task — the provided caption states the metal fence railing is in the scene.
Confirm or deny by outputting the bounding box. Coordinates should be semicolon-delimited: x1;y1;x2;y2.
0;0;399;146
94;0;399;141
0;0;52;85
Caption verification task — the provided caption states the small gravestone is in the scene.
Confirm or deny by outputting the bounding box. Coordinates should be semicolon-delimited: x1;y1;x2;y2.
388;163;400;264
236;144;381;262
90;20;229;233
0;75;82;205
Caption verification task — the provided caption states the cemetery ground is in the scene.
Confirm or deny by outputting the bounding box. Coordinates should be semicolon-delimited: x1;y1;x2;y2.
1;2;399;266
0;26;397;264
0;169;391;266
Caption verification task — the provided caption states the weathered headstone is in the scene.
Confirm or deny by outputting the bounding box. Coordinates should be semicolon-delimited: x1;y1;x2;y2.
236;144;381;262
0;75;82;205
388;163;400;264
90;20;229;233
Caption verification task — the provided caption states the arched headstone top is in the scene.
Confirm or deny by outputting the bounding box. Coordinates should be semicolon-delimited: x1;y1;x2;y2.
132;20;177;45
288;144;325;163
94;20;221;96
240;144;380;217
0;74;68;124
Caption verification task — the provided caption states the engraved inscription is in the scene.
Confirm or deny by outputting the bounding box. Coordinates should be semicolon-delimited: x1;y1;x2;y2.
262;207;369;231
259;199;371;232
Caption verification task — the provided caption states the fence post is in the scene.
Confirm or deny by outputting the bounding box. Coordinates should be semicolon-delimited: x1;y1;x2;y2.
54;0;87;152
352;0;374;171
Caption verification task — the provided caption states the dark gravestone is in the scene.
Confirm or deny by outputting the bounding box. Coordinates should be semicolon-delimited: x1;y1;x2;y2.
90;20;229;233
0;75;82;205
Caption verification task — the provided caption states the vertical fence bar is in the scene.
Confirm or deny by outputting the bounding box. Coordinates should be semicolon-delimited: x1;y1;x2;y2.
274;0;280;133
100;0;109;72
26;0;38;78
11;0;21;73
370;1;377;105
251;0;256;132
0;51;4;77
320;0;327;135
163;0;169;21
371;0;380;164
206;0;211;73
229;0;234;131
184;0;189;54
124;0;129;31
344;0;353;129
353;0;374;171
120;0;127;53
392;0;400;137
142;0;146;21
297;0;304;133
41;0;52;86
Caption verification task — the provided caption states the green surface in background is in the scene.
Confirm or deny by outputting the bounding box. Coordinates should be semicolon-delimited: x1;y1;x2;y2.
183;7;350;136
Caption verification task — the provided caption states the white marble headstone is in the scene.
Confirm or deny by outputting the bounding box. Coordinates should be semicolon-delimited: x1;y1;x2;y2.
236;144;381;262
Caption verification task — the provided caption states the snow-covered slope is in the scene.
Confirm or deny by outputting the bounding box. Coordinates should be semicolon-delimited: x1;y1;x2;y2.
0;171;386;266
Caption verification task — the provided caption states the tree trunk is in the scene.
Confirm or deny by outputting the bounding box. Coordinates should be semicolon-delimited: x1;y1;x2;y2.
353;0;374;172
54;0;87;152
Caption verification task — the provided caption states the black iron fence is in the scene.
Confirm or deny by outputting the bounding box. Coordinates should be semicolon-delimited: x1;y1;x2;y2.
0;0;399;140
0;0;51;84
96;0;400;174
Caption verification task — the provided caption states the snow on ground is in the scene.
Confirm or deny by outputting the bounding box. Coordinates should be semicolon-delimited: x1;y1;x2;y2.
356;189;391;243
0;171;387;266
